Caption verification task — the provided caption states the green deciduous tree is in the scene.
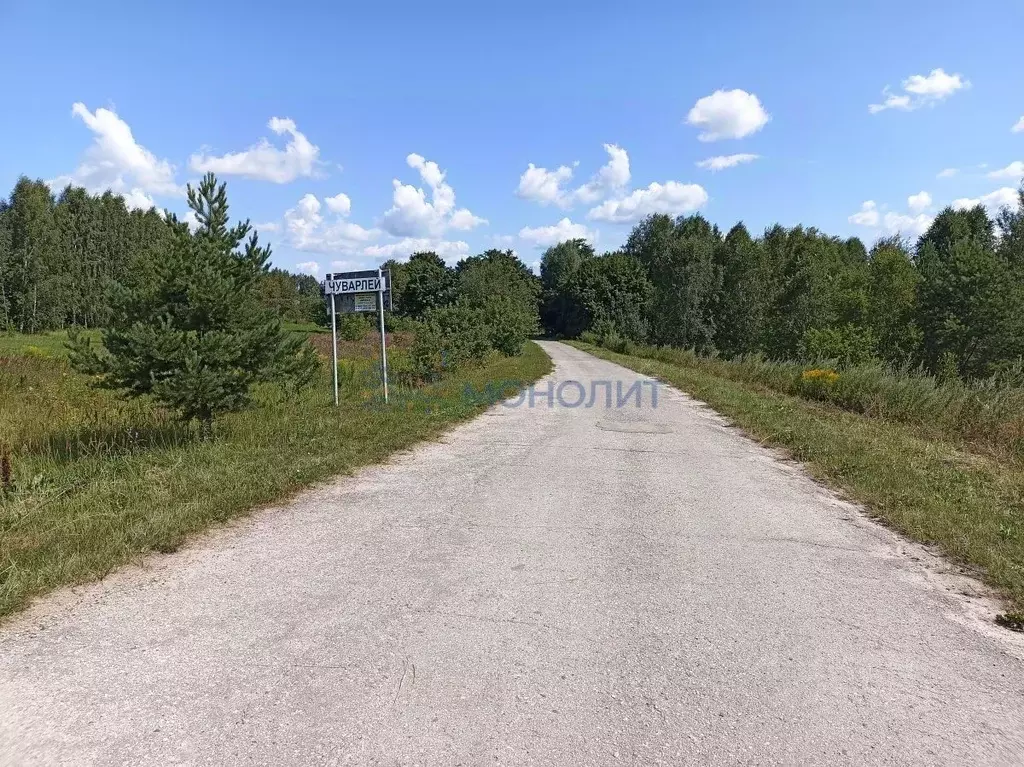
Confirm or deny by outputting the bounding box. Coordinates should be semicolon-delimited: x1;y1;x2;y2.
568;252;652;342
663;216;721;351
6;178;60;333
456;249;540;353
762;228;871;361
539;238;594;336
0;200;12;330
866;237;921;365
392;251;457;319
258;268;327;325
713;222;763;357
625;214;720;350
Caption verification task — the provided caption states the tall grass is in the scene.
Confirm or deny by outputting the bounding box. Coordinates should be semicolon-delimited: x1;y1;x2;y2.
0;334;552;618
585;335;1024;462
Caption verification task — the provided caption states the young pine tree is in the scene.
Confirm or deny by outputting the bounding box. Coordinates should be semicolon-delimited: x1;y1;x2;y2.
69;173;318;427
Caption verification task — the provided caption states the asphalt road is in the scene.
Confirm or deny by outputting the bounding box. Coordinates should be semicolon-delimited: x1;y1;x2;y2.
3;341;1024;765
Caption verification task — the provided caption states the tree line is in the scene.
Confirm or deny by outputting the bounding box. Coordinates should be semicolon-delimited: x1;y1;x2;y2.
0;171;543;418
380;249;541;379
0;177;323;333
541;186;1024;379
6;169;1023;383
0;171;543;381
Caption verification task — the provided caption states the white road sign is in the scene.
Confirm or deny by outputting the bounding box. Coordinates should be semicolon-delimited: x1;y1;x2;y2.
324;267;390;406
353;294;376;312
324;270;389;295
325;276;379;294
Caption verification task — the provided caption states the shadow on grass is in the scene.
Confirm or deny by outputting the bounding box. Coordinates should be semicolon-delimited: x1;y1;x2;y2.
21;421;199;463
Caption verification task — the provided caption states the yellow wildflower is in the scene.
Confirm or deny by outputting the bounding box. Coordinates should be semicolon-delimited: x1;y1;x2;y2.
801;368;839;385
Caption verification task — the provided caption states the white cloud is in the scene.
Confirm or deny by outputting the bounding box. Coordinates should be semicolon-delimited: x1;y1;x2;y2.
907;191;932;212
283;193;376;254
254;221;281;233
849;200;931;236
869;68;969;113
324;193;351;215
848;200;880;227
1013;117;1024;134
363;237;470;261
696;153;759;171
449;208;488;230
490;234;519;248
270;154;484;260
121;189;157;211
572;144;631;203
686;89;770;142
588;181;708;223
328;259;368;273
295;261;320;276
517;144;630;207
189;117;320;183
868;93;912;114
882;212;933;238
50;103;181;201
380;153;484;237
518;218;595;247
987;187;1021;211
987;161;1024;180
285;193;323;245
516;162;575;206
903;69;968;98
937;168;959;179
381;179;441;236
952;187;1020;214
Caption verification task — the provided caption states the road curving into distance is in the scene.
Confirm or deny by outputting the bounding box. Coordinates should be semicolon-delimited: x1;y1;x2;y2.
2;341;1023;765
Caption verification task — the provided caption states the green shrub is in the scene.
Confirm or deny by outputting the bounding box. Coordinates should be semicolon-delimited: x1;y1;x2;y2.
937;351;961;384
337;313;371;341
602;332;627;354
386;350;417;388
483;298;537;357
591;318;617;343
384;313;420;333
408;306;492;382
800;324;878;366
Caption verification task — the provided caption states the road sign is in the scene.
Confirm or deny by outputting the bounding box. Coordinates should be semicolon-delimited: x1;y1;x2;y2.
324;270;390;295
353;293;376;312
333;292;391;313
323;268;390;406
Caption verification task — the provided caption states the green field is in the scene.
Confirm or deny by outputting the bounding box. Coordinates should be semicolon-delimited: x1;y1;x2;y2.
571;341;1024;623
0;332;551;619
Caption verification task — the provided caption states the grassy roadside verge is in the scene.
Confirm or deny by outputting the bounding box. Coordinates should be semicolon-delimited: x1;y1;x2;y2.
568;341;1024;621
0;341;551;620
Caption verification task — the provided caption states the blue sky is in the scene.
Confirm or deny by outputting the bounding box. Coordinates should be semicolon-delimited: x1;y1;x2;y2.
3;0;1023;276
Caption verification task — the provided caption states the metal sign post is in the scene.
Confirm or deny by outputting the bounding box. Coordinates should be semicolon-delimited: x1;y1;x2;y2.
323;269;391;406
330;293;339;406
377;267;389;404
